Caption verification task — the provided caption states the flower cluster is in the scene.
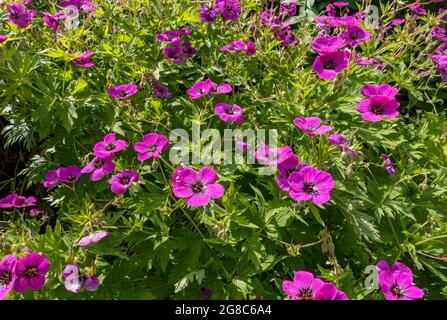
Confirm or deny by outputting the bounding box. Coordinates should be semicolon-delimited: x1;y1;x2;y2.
157;28;197;64
259;5;299;48
62;264;100;293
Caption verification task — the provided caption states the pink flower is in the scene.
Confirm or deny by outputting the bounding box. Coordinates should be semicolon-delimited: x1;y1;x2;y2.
312;35;345;54
84;275;100;291
133;133;169;161
381;154;396;175
107;84;138;100
288;166;334;205
12;195;37;208
93;133;129;158
43;169;60;187
293;117;333;136
186;79;215;99
109;170;139;195
172;167;225;207
13;253;50;293
312;51;350;80
282;271;348;300
81;155;116;181
43;12;66;30
0;36;7;43
254;144;294;166
342;26;371;47
58;165;82;183
0;194;18;209
7;3;36;29
214;103;244;124
356;96;400;122
72;51;95;68
78;230;109;246
379;271;425;300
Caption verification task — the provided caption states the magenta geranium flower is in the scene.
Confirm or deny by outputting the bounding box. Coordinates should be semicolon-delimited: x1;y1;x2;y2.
312;35;345;54
163;45;184;64
60;0;95;13
172;166;225;207
288;166;334;205
187;79;215;99
84;275;100;291
8;3;36;28
379;271;425;300
43;12;66;30
381;153;396;175
280;0;297;17
0;255;17;300
78;230;109;247
81;155;116;181
199;6;219;23
93;133;129;158
293;117;333;136
43;169;60;187
356;96;400;122
282;271;325;300
0;194;18;209
107;84;138;100
276;154;308;192
0;36;7;43
59;165;82;183
342;26;371;47
312;51;350;80
214;103;244;124
13;253;50;293
109;170;139;195
360;84;399;98
72;51;95;68
217;0;241;22
12;195;37;208
153;84;172;99
254;144;294;166
133;133;169;161
211;82;232;95
181;41;197;59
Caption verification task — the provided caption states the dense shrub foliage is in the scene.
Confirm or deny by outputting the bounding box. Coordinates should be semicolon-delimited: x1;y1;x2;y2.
1;0;447;300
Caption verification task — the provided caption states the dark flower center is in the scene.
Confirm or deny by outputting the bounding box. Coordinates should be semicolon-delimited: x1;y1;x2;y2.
226;109;234;115
120;176;130;185
303;182;318;195
0;272;12;287
105;143;116;151
392;285;406;298
94;159;104;169
349;32;359;40
324;60;336;70
147;144;157;152
372;104;383;115
23;266;37;278
12;12;21;19
67;175;77;181
300;289;313;300
191;181;206;194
